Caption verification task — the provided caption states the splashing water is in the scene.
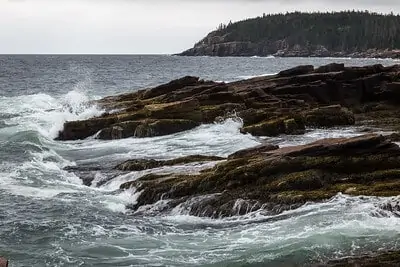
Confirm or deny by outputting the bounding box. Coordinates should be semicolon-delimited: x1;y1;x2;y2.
1;55;400;266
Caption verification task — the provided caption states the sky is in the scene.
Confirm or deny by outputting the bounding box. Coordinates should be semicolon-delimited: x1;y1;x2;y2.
0;0;399;54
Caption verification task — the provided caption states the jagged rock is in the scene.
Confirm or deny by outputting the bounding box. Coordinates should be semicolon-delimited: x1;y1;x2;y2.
56;63;400;140
120;134;400;218
115;155;225;171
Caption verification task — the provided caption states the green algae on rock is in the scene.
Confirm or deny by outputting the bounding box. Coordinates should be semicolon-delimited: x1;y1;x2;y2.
319;251;400;267
119;134;400;218
115;155;225;171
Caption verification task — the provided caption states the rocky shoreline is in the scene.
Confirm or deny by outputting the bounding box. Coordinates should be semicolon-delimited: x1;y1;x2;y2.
179;41;400;59
59;63;400;265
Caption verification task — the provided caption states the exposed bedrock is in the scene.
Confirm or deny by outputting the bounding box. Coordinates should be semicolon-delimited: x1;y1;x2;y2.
56;64;400;140
115;155;225;171
319;251;400;267
120;134;400;218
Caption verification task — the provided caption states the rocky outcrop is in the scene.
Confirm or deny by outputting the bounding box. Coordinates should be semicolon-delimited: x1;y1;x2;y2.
320;251;400;267
120;134;400;218
177;12;400;58
56;64;400;141
179;40;400;58
115;155;225;171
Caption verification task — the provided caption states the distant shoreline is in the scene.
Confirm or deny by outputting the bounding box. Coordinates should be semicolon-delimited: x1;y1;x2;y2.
179;11;400;59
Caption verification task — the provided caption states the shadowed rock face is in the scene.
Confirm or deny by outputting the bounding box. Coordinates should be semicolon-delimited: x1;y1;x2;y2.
56;64;400;140
120;134;400;218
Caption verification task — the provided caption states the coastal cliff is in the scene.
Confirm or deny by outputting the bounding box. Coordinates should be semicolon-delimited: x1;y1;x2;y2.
179;11;400;58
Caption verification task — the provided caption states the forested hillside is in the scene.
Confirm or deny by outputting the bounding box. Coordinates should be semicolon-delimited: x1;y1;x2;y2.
179;11;400;57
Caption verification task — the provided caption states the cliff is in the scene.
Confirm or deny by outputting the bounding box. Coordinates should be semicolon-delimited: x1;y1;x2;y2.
179;11;400;58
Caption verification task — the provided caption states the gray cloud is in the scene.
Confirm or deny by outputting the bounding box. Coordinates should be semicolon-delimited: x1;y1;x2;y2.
0;0;399;54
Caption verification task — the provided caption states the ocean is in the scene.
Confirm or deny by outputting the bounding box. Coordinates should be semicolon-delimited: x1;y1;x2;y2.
1;55;400;267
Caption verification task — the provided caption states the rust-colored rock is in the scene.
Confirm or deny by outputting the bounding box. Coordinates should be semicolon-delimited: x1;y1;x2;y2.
0;257;8;267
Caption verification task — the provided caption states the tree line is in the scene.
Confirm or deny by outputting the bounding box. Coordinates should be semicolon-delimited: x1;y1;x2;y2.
212;11;400;51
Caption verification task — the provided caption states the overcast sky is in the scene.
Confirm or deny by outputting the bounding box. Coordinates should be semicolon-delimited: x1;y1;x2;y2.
0;0;399;54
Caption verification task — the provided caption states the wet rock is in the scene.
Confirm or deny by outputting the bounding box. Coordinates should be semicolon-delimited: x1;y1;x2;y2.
304;105;355;127
133;119;200;138
389;132;400;142
278;65;314;77
56;63;400;140
116;155;225;171
228;144;279;159
319;251;400;267
241;116;305;136
121;134;400;218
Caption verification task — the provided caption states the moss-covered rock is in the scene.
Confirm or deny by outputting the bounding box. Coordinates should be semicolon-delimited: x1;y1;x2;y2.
56;64;400;140
304;105;355;127
116;155;225;171
320;251;400;267
120;134;400;218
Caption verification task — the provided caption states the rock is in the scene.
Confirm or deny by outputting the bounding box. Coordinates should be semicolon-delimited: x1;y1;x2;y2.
121;134;400;218
304;105;355;127
116;155;225;171
389;132;400;142
142;76;201;99
0;257;7;267
133;119;200;138
315;63;345;73
144;99;203;122
56;63;400;141
241;116;305;136
278;65;314;77
319;251;400;267
228;144;279;159
98;121;142;140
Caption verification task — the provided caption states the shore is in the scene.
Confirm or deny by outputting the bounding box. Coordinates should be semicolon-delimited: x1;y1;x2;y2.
59;62;400;265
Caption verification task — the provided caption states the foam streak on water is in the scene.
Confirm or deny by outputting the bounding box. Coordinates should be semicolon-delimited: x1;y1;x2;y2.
1;55;400;266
